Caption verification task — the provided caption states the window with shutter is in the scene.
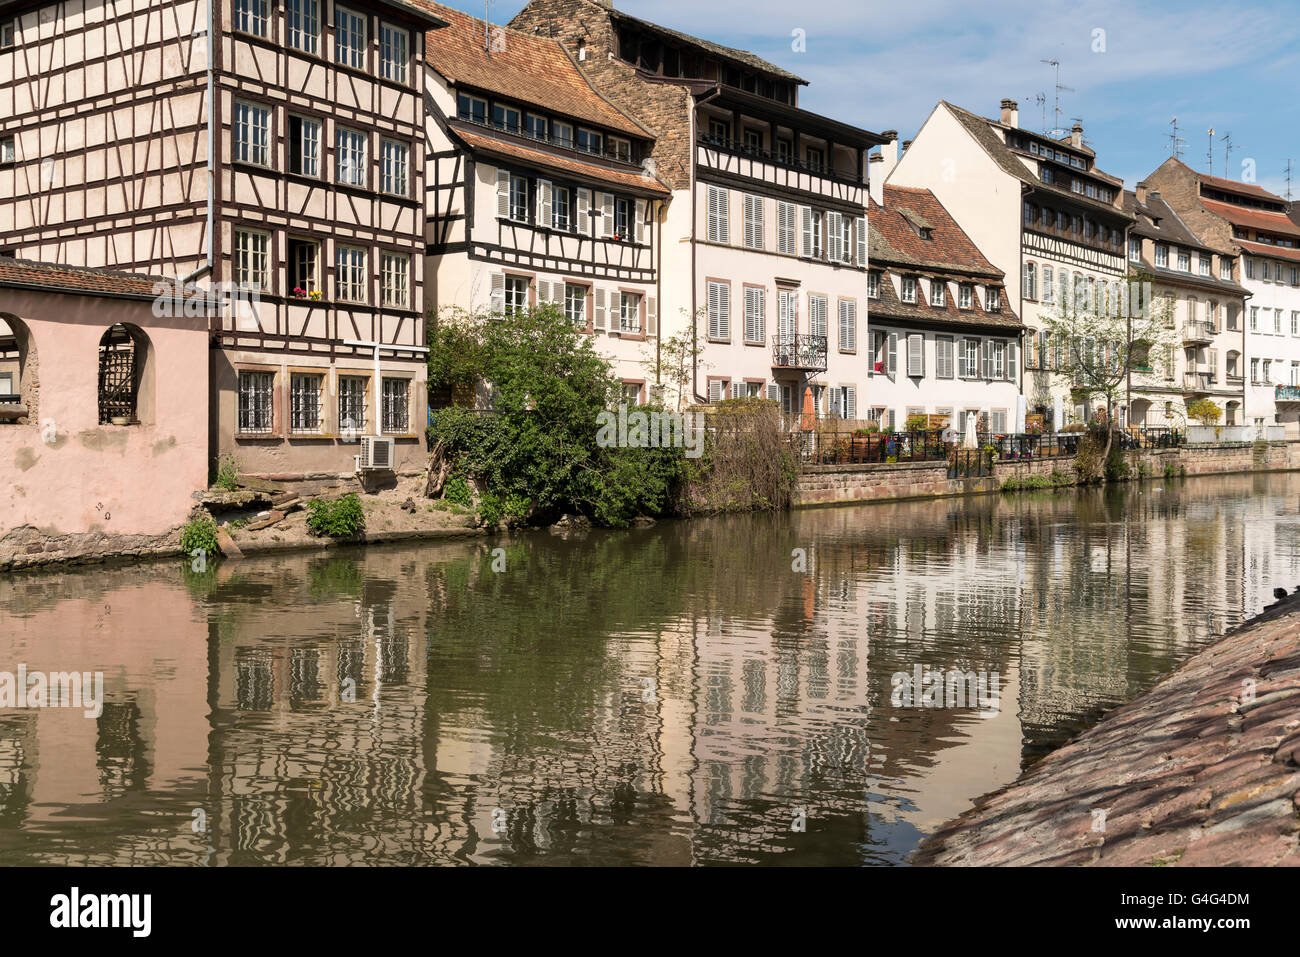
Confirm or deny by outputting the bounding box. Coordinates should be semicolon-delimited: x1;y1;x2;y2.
577;188;591;233
635;199;648;244
981;339;993;379
838;299;856;351
599;192;614;238
777;289;796;337
887;331;897;377
936;336;954;379
801;206;813;257
907;333;924;377
778;202;796;254
496;169;511;218
827;211;842;262
731;381;743;400
855;216;867;265
744;286;765;343
744;194;764;250
646;296;657;336
708;380;724;403
766;383;780;402
844;385;857;421
594;287;607;329
707;280;730;340
489;272;505;315
809;295;827;338
537;279;551;305
708;185;729;243
1006;341;1017;380
536;179;553;227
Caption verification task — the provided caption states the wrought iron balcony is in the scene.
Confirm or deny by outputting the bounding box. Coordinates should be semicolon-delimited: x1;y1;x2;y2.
1276;385;1300;402
1182;320;1215;343
771;333;828;372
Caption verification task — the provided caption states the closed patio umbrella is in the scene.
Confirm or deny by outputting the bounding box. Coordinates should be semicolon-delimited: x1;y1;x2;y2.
963;412;979;449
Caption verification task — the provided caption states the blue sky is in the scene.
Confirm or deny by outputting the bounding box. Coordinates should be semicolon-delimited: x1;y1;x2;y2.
448;0;1300;198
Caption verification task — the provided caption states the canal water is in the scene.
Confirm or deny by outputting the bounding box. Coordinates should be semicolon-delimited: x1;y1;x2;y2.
1;472;1297;866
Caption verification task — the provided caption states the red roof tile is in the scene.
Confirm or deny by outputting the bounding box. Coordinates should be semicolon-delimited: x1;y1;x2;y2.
870;186;1003;279
0;259;183;299
1202;198;1300;238
415;1;649;139
1235;238;1300;263
454;127;668;194
1193;165;1283;202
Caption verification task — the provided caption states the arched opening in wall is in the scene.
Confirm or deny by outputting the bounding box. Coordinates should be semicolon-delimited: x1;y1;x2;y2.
1225;400;1241;426
97;323;154;426
1130;398;1151;428
0;313;37;425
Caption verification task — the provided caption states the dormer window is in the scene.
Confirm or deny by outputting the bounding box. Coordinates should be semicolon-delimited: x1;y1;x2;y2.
929;280;945;306
1154;244;1168;268
985;287;1001;312
959;284;973;310
918;227;932;240
868;272;881;299
901;276;917;304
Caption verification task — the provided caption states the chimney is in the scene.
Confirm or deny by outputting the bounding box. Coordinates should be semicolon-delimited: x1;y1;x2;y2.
1136;181;1148;205
870;131;899;206
1000;98;1019;128
1070;123;1083;148
902;139;912;153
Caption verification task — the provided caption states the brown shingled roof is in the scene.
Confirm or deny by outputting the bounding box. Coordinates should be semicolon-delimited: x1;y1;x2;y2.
1202;198;1300;239
454;126;668;194
0;258;189;300
415;0;650;138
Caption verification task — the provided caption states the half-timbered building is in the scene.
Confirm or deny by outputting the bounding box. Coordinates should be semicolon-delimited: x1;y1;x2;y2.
0;0;447;480
509;0;885;419
888;99;1134;428
417;1;666;393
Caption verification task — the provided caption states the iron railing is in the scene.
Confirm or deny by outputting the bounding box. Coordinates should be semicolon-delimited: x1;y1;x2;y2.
1276;385;1300;402
1183;371;1212;392
697;133;866;186
771;332;828;371
1182;320;1216;341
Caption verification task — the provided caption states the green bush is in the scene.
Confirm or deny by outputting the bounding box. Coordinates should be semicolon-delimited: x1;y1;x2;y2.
305;493;366;538
180;515;220;559
443;474;472;507
214;453;240;491
1002;474;1051;492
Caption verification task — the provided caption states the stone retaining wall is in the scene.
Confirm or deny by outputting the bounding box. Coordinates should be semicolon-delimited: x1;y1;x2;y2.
795;441;1300;507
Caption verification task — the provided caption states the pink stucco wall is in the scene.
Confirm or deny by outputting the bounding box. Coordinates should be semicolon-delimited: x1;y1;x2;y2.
0;288;208;536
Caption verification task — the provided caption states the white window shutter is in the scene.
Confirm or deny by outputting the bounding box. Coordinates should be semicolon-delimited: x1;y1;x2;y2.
856;215;867;265
708;380;723;403
646;295;657;336
887;331;897;377
827;211;841;262
801;205;813;256
594;287;607;329
576;188;591;234
981;339;991;378
845;385;856;420
537;179;553;227
1006;340;1017;379
496;169;510;218
489;271;505;314
731;381;743;400
537;279;551;305
766;382;779;401
635;199;647;244
907;333;924;377
716;282;730;339
777;202;794;254
601;193;614;238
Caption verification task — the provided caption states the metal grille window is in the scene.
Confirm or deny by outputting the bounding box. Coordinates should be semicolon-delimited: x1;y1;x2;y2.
234;230;270;289
335;6;365;68
381;140;408;195
235;0;269;37
338;376;366;435
238;371;274;434
381;24;408;82
336;245;367;302
290;373;323;433
565;284;587;326
381;252;408;307
382;378;408;433
336;128;366;187
287;0;319;55
234;102;270;166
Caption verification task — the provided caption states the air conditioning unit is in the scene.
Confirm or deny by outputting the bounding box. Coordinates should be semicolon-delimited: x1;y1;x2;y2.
358;435;395;471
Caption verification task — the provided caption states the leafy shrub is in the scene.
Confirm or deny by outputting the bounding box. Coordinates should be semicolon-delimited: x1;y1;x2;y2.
1163;462;1177;479
214;453;240;491
1002;474;1051;492
904;414;929;432
180;515;220;559
1061;423;1088;433
443;474;473;507
305;493;366;538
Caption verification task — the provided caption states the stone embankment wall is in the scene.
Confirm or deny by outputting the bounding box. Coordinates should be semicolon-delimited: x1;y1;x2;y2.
912;594;1300;866
795;441;1300;507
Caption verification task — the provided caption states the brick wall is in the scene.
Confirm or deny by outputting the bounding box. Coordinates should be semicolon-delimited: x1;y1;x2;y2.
511;0;695;190
1144;159;1236;253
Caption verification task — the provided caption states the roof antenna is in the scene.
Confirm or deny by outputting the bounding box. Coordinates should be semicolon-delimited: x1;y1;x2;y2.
1287;159;1294;202
1166;117;1185;160
1040;59;1073;136
1221;132;1238;178
484;0;491;55
1206;128;1215;175
1026;92;1047;133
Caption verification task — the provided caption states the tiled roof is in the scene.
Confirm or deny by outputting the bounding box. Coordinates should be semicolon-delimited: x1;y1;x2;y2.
941;102;1132;221
1123;189;1207;249
869;188;1021;331
454;126;669;194
1202;198;1300;239
870;186;1002;279
605;7;805;84
415;1;650;138
1191;163;1283;202
0;258;184;300
1236;238;1300;264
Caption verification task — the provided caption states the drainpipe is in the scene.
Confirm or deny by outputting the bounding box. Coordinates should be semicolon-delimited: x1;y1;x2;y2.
690;88;721;405
182;0;215;287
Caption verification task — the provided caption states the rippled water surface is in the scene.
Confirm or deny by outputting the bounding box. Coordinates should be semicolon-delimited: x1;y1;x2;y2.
1;472;1297;865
